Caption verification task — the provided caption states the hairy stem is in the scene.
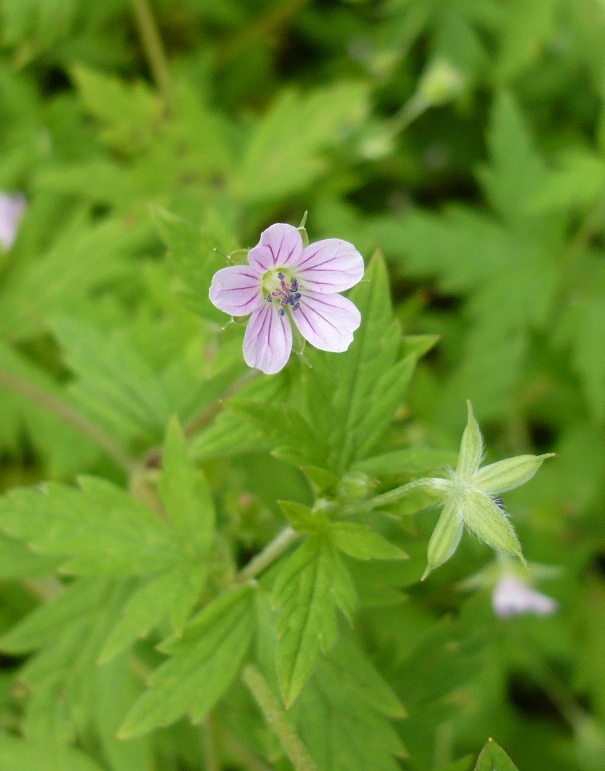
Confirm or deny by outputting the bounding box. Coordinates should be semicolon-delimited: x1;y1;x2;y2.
130;0;171;105
0;368;137;474
237;526;299;582
242;665;317;771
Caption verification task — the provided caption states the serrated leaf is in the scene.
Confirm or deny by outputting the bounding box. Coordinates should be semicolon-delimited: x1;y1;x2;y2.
0;579;110;654
331;522;408;561
529;149;605;212
234;83;369;202
0;732;104;771
119;585;255;738
158;417;215;555
152;206;225;321
53;317;170;443
353;448;457;477
290;635;406;771
98;562;206;664
278;501;330;533
229;399;326;467
271;536;357;706
0;477;182;576
474;738;519;771
305;253;409;472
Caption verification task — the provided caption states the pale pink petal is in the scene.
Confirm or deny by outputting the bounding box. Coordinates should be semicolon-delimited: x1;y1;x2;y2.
292;291;361;352
492;575;558;618
248;223;304;273
209;265;264;316
293;238;364;294
0;193;26;250
244;303;293;374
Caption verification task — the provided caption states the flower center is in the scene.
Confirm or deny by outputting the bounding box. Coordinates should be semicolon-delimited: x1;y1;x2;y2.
262;269;302;317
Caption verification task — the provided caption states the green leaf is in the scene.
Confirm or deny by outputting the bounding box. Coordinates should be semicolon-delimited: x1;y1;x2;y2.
98;562;207;664
152;206;225;321
0;532;61;578
0;732;104;771
331;522;408;561
529;149;605;212
474;738;519;771
119;585;255;738
72;65;161;151
290;635;406;771
158;417;215;555
422;501;464;580
234;83;369;202
278;501;330;534
305;253;410;472
271;536;357;706
0;478;182;576
0;579;111;654
353;448;457;478
53;317;170;443
229;399;326;467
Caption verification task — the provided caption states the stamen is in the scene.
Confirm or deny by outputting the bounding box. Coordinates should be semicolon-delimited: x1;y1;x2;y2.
267;271;302;316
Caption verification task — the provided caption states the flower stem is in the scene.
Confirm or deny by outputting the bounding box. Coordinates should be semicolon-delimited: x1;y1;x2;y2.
0;367;137;475
237;526;299;582
242;665;318;771
202;712;222;771
130;0;171;106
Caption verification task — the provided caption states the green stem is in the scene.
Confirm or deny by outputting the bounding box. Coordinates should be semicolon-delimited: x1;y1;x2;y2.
202;713;222;771
130;0;171;105
344;478;446;516
0;367;137;475
218;0;311;66
242;665;318;771
237;526;299;582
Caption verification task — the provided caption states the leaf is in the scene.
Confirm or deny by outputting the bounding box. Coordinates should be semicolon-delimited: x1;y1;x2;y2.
477;92;548;227
98;562;207;664
0;732;104;771
474;738;519;771
53;317;170;443
0;579;111;654
152;206;225;321
353;448;457;478
278;501;330;534
71;65;162;151
0;532;61;578
305;253;411;472
118;585;255;738
234;83;369;202
529;149;605;212
229;399;326;467
158;417;215;556
0;477;182;576
331;522;408;561
289;635;406;771
271;536;357;706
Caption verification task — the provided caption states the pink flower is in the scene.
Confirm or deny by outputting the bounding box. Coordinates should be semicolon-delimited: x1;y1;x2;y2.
492;574;558;618
209;223;364;374
0;192;26;250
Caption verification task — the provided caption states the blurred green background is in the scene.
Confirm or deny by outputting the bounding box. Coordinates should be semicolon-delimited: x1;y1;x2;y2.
2;0;605;769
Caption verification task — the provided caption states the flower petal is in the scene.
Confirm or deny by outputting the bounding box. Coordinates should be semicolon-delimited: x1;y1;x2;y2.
492;575;558;618
0;192;26;250
209;265;264;316
293;238;364;293
244;303;293;374
248;223;303;273
292;291;361;352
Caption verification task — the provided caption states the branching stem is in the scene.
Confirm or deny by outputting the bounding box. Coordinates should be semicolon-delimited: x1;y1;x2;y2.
237;526;299;582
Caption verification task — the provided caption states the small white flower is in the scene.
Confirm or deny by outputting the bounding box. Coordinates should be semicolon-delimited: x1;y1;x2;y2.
0;192;26;250
209;223;364;374
492;574;558;618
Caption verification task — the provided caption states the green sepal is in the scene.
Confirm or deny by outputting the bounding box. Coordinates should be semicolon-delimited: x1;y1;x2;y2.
462;492;524;561
474;453;555;493
422;501;463;580
456;401;483;477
